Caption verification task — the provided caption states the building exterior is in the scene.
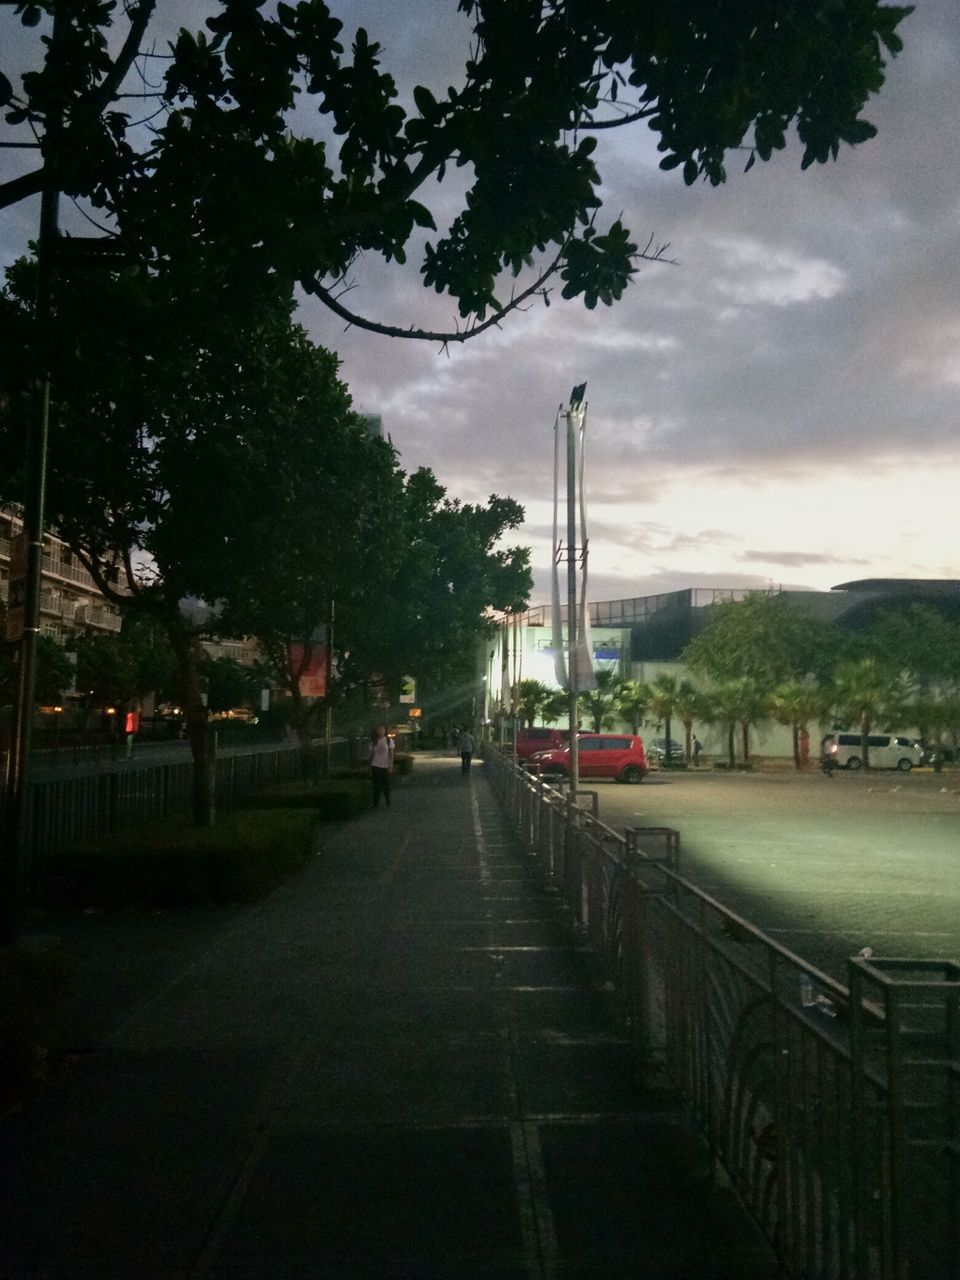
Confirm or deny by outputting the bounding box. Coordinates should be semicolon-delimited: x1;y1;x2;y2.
0;505;123;642
485;580;960;761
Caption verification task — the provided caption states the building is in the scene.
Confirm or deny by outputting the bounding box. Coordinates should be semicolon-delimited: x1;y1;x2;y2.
0;505;123;642
485;580;960;760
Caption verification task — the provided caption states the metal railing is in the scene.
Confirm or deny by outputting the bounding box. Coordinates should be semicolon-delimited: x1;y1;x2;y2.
2;739;352;862
484;746;960;1280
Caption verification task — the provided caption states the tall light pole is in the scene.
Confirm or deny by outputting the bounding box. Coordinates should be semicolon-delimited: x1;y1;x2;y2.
0;17;62;939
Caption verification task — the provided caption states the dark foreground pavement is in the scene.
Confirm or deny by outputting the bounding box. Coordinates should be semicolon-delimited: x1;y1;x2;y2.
1;755;776;1279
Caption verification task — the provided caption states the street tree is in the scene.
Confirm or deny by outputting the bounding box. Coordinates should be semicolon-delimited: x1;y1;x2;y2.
827;657;905;769
0;1;911;341
770;680;826;770
683;591;838;688
674;679;710;762
647;673;681;764
516;679;552;730
333;471;531;707
616;679;650;735
580;668;621;733
0;266;385;823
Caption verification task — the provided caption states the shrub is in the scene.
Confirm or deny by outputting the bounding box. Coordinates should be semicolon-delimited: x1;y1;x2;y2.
36;809;319;910
243;777;369;820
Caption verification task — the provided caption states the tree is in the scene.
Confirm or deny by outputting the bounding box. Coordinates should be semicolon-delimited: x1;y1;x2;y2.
580;668;622;733
0;266;390;823
674;680;709;762
707;683;744;770
332;472;531;705
541;688;570;726
0;605;73;708
683;592;838;688
827;657;904;769
72;630;137;710
728;677;768;765
516;679;551;730
770;681;826;770
617;679;650;735
647;673;680;764
0;2;910;342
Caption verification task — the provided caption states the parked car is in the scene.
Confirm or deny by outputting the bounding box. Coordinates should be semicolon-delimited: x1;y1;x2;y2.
515;727;568;760
920;742;957;766
647;737;685;764
821;731;922;771
529;732;649;783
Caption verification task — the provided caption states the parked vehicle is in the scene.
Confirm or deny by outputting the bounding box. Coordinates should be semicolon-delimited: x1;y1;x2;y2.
648;737;685;763
821;731;922;771
529;732;649;783
515;727;568;760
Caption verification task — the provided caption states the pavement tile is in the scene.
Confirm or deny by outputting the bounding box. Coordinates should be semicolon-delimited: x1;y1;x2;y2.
0;754;776;1279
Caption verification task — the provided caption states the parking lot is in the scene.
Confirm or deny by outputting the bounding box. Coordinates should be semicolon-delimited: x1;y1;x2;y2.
589;766;960;982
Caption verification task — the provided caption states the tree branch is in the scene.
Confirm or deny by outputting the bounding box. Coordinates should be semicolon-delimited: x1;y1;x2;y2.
92;0;158;109
305;248;569;344
0;0;157;213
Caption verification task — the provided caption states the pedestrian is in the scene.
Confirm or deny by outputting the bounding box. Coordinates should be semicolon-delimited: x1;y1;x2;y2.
369;724;395;808
459;727;476;775
692;737;703;767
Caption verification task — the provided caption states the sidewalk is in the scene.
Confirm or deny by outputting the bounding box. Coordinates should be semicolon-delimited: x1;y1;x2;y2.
1;754;776;1279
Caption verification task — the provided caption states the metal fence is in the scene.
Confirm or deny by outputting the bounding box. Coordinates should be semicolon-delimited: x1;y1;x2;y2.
484;747;960;1280
4;739;352;861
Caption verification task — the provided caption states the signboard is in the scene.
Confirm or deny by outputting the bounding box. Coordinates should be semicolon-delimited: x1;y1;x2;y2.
398;675;416;704
407;707;422;718
288;644;328;699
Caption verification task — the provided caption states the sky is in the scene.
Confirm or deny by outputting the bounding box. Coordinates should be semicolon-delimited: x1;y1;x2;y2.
2;1;959;609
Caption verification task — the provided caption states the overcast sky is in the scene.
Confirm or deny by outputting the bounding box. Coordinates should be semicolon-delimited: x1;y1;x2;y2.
3;2;958;607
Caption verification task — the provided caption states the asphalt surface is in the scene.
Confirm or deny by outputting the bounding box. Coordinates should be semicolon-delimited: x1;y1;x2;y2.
591;764;960;981
1;754;775;1279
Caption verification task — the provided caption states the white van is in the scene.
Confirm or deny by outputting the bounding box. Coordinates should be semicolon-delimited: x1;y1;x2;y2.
821;731;922;772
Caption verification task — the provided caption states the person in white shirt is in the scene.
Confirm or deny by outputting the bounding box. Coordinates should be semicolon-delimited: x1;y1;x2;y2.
369;724;395;808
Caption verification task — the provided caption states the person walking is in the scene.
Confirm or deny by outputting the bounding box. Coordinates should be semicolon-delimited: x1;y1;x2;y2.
459;727;476;775
692;737;703;767
369;724;395;808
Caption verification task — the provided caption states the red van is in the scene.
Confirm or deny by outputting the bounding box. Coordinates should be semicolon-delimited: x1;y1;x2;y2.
530;733;649;783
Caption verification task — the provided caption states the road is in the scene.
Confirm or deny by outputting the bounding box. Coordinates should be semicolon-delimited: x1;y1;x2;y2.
586;766;960;982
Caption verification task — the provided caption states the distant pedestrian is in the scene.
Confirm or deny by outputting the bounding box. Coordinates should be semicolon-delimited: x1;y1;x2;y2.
369;724;395;808
692;737;703;767
459;728;476;775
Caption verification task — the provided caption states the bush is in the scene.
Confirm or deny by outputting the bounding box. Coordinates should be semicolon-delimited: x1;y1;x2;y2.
243;777;369;820
36;809;319;910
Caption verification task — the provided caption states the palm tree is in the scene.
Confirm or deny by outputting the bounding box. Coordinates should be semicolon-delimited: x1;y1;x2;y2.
648;673;680;764
580;668;622;733
905;690;959;774
828;658;903;769
708;682;742;769
617;679;651;735
515;679;551;730
541;687;570;726
770;680;826;770
729;676;767;764
674;679;709;761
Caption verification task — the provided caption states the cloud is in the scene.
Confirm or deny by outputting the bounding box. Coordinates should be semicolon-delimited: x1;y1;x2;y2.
740;550;871;569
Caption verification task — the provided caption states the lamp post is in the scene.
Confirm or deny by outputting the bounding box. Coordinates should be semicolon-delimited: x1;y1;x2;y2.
0;97;60;942
564;383;587;802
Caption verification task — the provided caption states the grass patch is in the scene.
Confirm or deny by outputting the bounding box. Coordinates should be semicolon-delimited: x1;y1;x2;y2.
36;808;319;910
244;776;369;820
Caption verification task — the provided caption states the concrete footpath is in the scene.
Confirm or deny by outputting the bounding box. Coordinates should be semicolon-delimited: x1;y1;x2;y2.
1;754;777;1279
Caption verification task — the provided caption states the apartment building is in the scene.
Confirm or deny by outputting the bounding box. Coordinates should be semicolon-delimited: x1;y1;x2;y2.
0;506;123;642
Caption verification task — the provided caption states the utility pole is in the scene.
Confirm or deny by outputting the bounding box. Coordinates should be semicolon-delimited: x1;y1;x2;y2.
565;394;581;801
0;19;62;940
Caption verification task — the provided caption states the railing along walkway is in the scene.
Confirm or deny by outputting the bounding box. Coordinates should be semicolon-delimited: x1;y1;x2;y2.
485;745;960;1280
